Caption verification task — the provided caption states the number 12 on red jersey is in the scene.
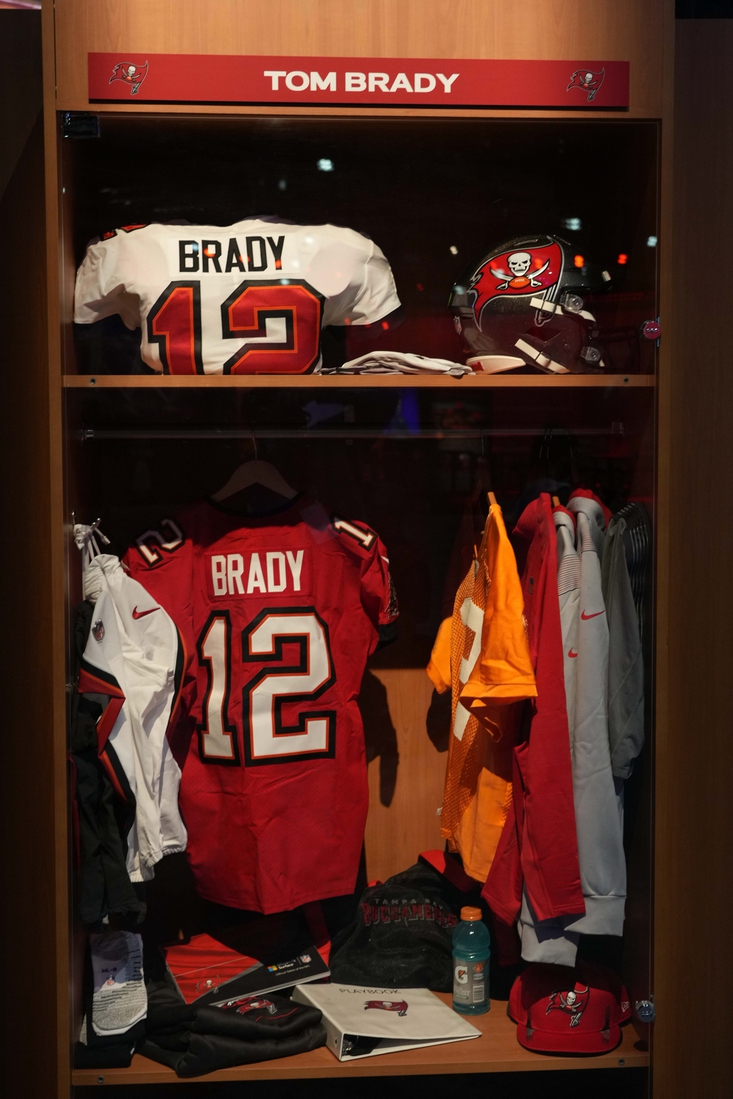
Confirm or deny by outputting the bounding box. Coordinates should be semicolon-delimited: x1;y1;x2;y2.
196;608;337;766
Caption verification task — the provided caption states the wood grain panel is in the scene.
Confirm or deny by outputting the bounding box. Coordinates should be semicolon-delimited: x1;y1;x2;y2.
653;20;733;1099
54;0;671;115
71;990;647;1085
0;119;69;1099
364;669;444;882
43;0;75;1090
648;1;676;1090
0;11;43;200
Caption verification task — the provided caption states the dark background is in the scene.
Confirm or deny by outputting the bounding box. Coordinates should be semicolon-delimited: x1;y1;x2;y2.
676;0;733;15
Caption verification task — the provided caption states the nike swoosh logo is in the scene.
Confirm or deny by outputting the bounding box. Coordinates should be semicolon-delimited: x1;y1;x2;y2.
132;605;160;619
581;609;605;620
568;649;578;658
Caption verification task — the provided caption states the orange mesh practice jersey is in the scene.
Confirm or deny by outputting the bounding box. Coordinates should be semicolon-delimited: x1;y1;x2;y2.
427;503;536;883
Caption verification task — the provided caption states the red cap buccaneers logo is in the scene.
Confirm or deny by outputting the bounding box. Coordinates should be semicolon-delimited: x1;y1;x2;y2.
109;61;149;96
364;999;408;1016
546;984;590;1027
469;241;563;327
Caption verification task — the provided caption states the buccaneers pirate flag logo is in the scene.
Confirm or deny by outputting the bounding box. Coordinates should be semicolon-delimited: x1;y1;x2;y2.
567;68;605;103
228;998;279;1016
109;61;149;96
364;999;409;1017
468;240;563;327
546;984;590;1027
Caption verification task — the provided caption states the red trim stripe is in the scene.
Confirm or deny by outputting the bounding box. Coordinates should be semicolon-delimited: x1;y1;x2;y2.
96;696;124;752
79;666;125;699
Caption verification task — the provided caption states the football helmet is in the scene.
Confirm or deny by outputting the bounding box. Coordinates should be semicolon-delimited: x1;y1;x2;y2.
449;234;612;374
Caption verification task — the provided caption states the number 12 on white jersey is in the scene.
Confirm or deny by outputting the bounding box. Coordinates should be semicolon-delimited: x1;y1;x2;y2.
197;608;337;766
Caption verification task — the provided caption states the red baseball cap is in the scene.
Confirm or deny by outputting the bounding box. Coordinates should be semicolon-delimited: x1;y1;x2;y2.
509;962;632;1054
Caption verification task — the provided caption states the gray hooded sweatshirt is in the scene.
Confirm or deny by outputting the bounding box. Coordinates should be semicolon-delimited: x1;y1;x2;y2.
602;511;645;781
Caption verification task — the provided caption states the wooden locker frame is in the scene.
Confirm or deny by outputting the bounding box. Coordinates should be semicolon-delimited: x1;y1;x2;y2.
1;1;695;1094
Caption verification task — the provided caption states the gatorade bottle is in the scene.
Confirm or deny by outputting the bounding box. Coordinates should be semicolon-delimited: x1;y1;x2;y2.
452;906;490;1015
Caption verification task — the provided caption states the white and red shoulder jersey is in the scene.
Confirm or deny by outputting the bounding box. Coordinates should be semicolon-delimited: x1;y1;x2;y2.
78;554;187;883
123;495;398;914
74;219;400;375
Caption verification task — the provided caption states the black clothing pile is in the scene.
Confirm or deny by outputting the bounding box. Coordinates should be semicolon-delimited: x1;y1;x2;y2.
141;965;326;1077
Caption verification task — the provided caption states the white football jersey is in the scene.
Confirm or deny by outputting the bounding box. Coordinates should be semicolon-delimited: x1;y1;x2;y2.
74;218;400;375
79;554;187;882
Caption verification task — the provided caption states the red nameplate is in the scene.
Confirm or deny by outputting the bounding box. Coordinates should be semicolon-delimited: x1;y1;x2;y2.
89;54;629;109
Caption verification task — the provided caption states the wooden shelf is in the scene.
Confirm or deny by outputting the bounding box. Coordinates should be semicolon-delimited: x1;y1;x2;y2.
62;104;657;122
71;994;648;1086
63;375;656;389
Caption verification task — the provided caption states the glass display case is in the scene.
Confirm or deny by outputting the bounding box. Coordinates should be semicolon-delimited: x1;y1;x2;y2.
60;112;657;1087
62;115;660;379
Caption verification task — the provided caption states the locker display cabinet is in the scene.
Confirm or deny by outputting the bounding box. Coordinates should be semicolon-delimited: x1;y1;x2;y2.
4;3;730;1098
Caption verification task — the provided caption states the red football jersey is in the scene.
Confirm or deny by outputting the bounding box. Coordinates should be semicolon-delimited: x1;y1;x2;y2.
123;495;397;914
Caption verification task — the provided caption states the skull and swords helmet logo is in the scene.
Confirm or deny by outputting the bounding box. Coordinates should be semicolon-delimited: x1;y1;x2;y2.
448;234;614;375
490;250;551;291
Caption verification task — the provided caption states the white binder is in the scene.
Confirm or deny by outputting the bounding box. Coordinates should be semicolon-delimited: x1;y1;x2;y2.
292;983;481;1061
